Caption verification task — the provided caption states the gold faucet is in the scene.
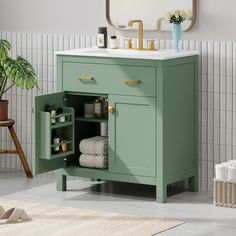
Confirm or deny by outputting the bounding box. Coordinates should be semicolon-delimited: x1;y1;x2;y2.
127;19;157;51
128;19;144;50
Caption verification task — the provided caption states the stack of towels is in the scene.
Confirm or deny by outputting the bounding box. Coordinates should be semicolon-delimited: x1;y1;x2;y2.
79;136;108;169
215;160;236;181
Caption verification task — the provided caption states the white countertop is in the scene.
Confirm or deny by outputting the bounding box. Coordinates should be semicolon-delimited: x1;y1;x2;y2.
56;47;199;60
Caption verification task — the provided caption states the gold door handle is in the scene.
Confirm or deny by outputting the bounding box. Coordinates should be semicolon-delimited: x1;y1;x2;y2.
123;80;141;85
76;76;94;81
108;106;114;113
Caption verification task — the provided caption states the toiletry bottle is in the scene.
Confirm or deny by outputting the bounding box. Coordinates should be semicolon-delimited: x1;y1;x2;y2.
97;27;107;48
45;104;56;124
102;96;108;118
61;140;68;152
56;107;65;123
84;102;95;118
52;131;60;154
94;98;102;118
100;122;108;137
110;35;119;49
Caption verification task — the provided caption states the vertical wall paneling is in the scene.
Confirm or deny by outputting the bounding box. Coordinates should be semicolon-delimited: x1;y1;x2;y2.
0;33;236;190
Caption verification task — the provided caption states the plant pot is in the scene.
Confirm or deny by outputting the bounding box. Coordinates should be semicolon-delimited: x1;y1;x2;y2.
0;100;9;121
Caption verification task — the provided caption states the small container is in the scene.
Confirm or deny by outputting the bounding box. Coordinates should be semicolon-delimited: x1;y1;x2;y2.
84;103;94;118
102;96;108;118
94;98;102;118
97;27;107;48
52;131;60;154
61;140;68;152
57;107;65;123
100;122;108;137
45;104;56;124
110;35;119;49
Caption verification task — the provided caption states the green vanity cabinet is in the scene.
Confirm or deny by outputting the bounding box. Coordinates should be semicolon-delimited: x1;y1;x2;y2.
33;53;198;203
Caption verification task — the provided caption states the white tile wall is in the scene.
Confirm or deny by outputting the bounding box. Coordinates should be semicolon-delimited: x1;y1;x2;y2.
0;32;236;190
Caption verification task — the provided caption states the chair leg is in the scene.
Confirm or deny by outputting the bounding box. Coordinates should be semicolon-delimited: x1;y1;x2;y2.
8;126;33;178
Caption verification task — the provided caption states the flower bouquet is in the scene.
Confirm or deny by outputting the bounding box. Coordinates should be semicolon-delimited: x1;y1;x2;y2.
165;10;190;52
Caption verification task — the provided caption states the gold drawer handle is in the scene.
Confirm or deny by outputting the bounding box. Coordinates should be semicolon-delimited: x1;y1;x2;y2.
108;106;114;113
123;80;141;85
76;76;94;81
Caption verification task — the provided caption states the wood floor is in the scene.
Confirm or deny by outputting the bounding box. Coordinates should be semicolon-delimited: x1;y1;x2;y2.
0;168;236;236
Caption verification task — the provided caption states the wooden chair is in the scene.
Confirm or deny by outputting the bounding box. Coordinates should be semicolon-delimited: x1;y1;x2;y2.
0;119;33;178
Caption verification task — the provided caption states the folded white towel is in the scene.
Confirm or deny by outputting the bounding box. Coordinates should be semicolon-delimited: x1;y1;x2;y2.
79;154;95;168
228;160;236;167
79;136;108;155
228;166;236;181
94;155;108;169
215;164;228;181
79;154;108;169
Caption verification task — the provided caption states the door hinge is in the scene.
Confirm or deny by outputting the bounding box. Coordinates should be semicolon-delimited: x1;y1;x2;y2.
63;95;68;103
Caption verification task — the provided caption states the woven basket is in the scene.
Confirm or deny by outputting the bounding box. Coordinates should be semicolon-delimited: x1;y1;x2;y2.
213;179;236;208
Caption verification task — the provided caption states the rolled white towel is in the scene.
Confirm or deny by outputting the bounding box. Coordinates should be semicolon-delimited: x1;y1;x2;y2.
79;136;108;155
95;139;108;156
79;136;104;154
228;160;236;167
215;164;228;181
79;154;108;169
79;154;96;168
94;155;108;169
228;166;236;181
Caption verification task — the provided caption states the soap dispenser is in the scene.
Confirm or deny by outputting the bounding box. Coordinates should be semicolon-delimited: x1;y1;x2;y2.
110;35;119;49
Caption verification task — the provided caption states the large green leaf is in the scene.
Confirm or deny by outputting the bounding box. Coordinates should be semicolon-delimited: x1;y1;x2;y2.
0;39;11;62
3;56;38;90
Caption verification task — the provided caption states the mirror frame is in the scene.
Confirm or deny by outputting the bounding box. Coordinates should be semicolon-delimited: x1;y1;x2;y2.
106;0;196;31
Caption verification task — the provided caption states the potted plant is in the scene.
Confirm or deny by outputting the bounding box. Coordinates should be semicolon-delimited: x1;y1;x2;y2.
0;39;38;121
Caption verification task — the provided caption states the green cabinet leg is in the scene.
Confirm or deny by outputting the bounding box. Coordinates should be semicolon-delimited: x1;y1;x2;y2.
156;184;167;203
56;170;67;191
189;176;198;192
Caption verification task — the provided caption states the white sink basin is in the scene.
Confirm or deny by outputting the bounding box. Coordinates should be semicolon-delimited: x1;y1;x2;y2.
56;47;199;60
87;48;165;56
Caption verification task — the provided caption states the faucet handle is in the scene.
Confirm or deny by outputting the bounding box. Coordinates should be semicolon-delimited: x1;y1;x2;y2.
125;38;133;49
148;39;157;50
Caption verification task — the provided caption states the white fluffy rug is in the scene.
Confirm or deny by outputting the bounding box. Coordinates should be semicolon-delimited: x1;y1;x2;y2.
0;198;183;236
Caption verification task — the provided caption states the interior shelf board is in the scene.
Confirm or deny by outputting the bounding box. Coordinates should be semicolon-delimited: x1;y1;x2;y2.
50;150;74;159
51;121;73;129
52;113;72;118
66;165;108;173
51;140;72;148
75;117;108;123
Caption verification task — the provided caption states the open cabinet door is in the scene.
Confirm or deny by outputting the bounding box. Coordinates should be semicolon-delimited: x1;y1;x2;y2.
33;92;75;175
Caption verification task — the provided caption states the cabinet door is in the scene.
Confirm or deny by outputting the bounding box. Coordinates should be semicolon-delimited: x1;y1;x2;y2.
109;95;156;177
33;92;75;174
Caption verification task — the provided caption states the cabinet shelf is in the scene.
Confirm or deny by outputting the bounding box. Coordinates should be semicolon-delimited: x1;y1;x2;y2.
75;117;108;123
51;150;74;159
66;165;108;174
36;105;75;161
51;140;72;148
51;121;73;129
52;113;72;119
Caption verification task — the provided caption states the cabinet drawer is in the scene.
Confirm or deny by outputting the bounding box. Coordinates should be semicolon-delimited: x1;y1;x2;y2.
62;62;156;97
